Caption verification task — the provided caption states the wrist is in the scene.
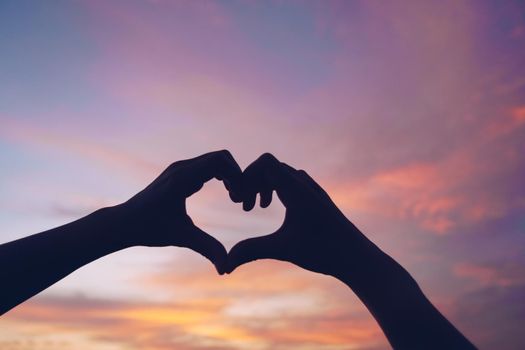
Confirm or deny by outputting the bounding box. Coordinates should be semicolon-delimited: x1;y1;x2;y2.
333;235;423;313
339;251;416;295
328;224;414;293
90;204;135;251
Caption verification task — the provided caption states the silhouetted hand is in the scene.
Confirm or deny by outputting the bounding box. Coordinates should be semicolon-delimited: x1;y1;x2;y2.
0;150;243;315
226;153;372;280
226;153;477;350
118;150;242;273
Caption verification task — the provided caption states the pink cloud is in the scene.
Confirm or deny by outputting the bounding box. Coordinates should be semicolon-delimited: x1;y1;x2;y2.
2;274;386;350
453;262;525;288
0;119;159;181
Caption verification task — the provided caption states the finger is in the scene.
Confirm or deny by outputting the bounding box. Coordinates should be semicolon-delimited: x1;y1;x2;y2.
185;150;242;196
196;150;241;184
226;234;282;273
242;153;302;207
223;179;243;203
185;226;228;275
260;189;273;208
243;192;257;211
219;150;243;194
229;190;243;203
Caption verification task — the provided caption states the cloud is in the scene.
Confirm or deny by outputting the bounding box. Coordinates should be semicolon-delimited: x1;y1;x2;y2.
1;1;525;349
4;0;519;239
453;261;525;288
3;294;241;350
0;119;159;181
484;106;525;138
143;256;388;348
452;283;525;350
2;284;387;350
324;103;525;234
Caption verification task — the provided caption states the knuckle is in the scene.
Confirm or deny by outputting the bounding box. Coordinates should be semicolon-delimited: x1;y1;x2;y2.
215;149;232;158
260;152;279;164
168;160;183;171
210;149;233;165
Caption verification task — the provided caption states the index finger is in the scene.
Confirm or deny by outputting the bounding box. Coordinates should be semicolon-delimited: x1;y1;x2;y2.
182;150;243;197
242;153;303;209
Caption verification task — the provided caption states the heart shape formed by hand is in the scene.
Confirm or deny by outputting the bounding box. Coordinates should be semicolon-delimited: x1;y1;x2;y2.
123;150;355;278
186;179;285;251
185;152;356;280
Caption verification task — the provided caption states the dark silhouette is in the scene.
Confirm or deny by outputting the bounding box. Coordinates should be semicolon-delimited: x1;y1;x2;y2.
228;153;477;349
0;151;476;349
0;150;241;314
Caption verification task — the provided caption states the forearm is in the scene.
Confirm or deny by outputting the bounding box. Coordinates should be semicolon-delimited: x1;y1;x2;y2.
335;236;476;349
0;206;129;315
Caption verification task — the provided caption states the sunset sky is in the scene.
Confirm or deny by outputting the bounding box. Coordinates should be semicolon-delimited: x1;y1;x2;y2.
1;1;525;349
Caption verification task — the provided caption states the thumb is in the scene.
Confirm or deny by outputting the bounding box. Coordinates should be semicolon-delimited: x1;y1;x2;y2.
185;226;228;275
226;234;282;274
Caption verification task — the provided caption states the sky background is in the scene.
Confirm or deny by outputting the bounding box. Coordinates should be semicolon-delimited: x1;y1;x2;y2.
1;0;525;349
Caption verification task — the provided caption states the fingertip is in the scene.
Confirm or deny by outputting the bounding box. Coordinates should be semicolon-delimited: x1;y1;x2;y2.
187;226;229;275
215;254;229;276
214;254;227;275
242;195;256;211
224;263;233;274
225;244;243;274
260;190;273;208
229;190;243;203
224;259;239;274
216;264;226;275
